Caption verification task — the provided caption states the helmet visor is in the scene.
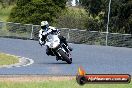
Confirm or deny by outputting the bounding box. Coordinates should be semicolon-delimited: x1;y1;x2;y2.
41;25;47;29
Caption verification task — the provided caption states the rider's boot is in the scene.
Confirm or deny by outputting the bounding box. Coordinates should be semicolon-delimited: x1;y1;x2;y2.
56;57;59;61
67;46;73;51
56;56;61;61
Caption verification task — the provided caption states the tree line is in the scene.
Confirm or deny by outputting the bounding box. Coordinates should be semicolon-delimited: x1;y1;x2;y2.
79;0;132;33
8;0;67;25
1;0;131;34
0;0;16;7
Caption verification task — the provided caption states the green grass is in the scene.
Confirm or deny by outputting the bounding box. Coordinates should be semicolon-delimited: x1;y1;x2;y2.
0;53;19;66
0;80;131;88
0;5;14;22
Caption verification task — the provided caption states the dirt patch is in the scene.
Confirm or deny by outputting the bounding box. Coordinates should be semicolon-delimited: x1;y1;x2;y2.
0;75;75;82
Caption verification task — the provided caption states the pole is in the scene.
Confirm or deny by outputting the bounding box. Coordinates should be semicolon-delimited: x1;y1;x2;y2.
67;29;70;42
106;0;111;46
30;24;33;39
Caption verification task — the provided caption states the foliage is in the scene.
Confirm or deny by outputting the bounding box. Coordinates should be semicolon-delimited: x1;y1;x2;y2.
8;0;66;25
80;0;102;17
56;7;88;29
16;0;31;6
0;0;16;8
108;0;132;33
79;0;132;33
52;0;67;9
0;5;14;21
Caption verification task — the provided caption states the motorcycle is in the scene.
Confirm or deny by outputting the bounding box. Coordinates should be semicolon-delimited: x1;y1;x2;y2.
44;33;72;64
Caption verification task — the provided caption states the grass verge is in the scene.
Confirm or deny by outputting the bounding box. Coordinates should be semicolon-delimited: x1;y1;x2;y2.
0;76;131;88
0;53;19;66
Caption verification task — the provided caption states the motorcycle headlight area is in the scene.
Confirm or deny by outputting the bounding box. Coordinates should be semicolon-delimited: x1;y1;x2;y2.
50;43;54;47
50;42;59;48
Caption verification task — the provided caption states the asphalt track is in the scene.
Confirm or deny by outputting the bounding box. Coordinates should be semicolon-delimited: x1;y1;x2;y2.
0;38;132;75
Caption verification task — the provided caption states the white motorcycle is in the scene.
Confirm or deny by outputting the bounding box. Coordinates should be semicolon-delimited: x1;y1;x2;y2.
45;34;72;64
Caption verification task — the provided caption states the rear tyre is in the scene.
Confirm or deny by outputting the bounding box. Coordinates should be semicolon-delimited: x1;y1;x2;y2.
58;49;72;64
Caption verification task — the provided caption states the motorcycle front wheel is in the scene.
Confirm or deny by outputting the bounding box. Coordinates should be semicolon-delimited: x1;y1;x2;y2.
58;49;72;64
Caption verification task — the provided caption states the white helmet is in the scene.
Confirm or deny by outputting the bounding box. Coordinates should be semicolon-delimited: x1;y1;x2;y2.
41;21;49;30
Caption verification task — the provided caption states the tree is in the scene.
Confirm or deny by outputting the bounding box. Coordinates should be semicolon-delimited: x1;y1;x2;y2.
0;0;16;6
16;0;31;6
52;0;67;9
0;0;5;8
8;0;66;25
80;0;104;17
106;0;132;33
79;0;132;33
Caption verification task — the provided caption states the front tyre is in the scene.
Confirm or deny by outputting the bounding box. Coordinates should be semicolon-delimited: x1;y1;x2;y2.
58;49;72;64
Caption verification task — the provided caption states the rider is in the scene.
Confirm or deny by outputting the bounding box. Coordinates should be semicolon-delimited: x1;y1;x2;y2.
39;21;72;56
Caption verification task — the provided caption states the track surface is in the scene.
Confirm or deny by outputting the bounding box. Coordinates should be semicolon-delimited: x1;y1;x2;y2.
0;38;132;75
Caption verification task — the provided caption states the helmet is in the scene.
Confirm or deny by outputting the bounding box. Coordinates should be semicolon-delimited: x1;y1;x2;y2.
41;21;49;30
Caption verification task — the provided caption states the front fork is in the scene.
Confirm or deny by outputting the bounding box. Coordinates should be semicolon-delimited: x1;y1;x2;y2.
58;44;71;59
54;44;68;60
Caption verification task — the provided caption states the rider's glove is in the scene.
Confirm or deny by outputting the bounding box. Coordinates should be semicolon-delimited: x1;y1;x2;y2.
39;41;44;46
